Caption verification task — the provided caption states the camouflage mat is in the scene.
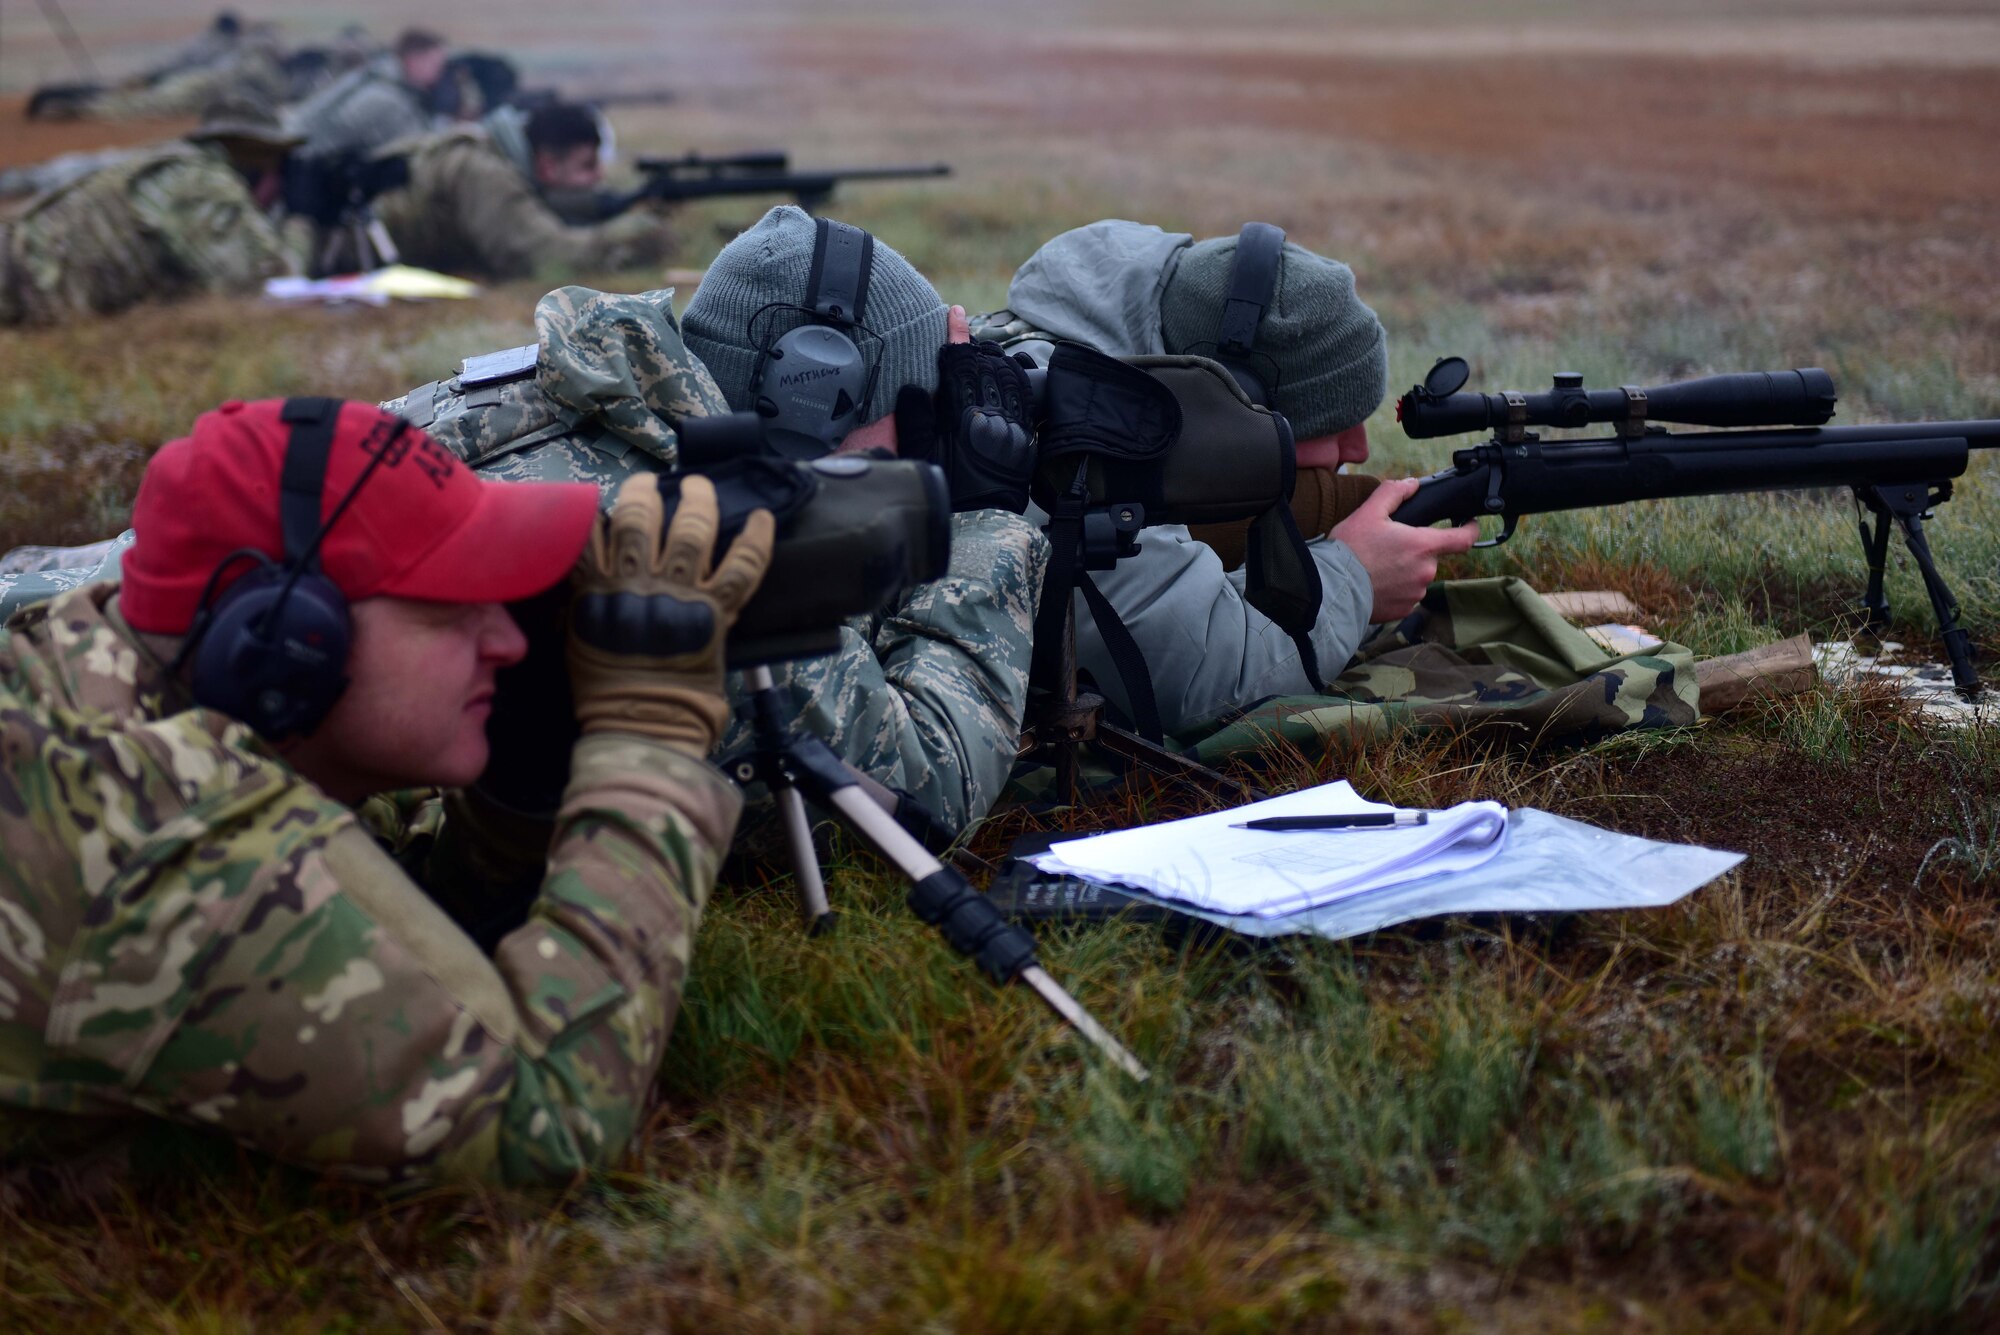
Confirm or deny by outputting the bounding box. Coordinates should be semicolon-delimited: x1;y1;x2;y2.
1185;576;1699;761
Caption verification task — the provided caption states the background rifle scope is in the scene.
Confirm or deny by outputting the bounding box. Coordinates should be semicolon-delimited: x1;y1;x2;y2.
1397;357;1838;439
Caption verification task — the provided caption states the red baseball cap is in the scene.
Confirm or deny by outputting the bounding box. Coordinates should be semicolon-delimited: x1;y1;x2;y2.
120;398;601;634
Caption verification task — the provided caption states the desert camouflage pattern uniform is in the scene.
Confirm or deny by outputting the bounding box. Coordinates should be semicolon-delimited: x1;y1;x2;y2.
0;579;741;1186
390;286;1046;831
0;540;137;623
1188;576;1699;759
369;129;676;281
0;141;293;327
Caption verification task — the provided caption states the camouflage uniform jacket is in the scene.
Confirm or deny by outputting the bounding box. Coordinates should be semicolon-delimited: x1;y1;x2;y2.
286;65;432;160
0;584;743;1185
78;44;288;123
390;286;1047;832
0;141;293;327
369;129;676;281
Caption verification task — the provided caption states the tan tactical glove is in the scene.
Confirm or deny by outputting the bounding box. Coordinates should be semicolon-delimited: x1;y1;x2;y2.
567;473;775;755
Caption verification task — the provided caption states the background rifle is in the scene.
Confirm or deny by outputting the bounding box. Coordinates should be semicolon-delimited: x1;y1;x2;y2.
592;150;950;218
1394;358;2000;693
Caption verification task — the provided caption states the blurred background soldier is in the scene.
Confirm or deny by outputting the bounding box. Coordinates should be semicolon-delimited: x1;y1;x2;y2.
287;27;449;160
366;101;676;280
25;12;289;124
0;97;301;327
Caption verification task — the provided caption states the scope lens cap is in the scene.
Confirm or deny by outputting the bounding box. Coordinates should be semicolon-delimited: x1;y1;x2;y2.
1425;356;1470;397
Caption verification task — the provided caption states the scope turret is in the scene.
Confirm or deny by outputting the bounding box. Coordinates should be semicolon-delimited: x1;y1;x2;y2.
1397;358;1838;440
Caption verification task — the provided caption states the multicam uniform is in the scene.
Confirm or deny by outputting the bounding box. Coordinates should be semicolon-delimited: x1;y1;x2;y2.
0;141;294;327
72;42;289;123
387;286;1044;831
369;128;676;281
0;585;741;1184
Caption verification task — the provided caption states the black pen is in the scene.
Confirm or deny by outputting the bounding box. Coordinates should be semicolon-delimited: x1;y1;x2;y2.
1230;812;1430;832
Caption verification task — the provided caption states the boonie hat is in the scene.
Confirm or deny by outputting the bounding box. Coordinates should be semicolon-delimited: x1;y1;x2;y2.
120;398;598;634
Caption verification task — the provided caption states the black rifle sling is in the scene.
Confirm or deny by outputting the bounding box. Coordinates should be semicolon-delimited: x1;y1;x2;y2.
1076;570;1163;741
1029;464;1166;745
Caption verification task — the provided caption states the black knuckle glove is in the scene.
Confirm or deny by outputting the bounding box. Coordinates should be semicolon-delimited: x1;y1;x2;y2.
929;341;1039;514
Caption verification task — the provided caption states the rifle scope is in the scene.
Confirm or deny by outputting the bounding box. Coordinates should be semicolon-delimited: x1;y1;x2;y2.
1397;357;1838;440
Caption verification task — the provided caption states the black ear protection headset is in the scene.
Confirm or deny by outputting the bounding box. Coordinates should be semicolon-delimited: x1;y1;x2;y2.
746;218;880;458
177;397;406;740
1208;221;1287;404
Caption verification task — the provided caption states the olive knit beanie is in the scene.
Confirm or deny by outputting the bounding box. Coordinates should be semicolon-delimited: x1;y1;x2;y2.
1158;234;1387;438
683;205;948;424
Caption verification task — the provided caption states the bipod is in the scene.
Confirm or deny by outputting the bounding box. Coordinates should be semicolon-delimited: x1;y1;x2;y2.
729;665;1150;1081
1855;480;1981;696
1017;604;1262;809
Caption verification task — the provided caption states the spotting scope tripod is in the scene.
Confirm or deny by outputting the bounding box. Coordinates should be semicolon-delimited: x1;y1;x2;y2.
729;666;1151;1082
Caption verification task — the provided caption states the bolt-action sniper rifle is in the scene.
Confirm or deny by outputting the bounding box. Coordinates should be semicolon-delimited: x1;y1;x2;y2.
591;150;950;219
1394;358;2000;694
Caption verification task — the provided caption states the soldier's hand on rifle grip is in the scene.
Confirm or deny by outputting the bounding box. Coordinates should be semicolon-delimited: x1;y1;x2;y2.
567;474;775;756
896;329;1038;515
1331;477;1480;623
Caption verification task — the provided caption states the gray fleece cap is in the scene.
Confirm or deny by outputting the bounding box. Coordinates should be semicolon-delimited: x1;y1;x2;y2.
682;205;948;424
1158;234;1387;439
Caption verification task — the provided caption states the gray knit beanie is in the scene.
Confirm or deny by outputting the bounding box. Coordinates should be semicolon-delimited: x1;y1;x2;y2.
1158;235;1387;439
683;206;948;425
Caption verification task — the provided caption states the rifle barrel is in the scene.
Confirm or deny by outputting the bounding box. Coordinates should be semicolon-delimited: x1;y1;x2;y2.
1395;420;2000;530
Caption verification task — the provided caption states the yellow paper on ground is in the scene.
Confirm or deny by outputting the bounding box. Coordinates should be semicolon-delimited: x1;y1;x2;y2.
360;265;480;299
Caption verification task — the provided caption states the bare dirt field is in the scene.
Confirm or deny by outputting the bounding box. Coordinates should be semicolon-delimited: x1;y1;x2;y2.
3;3;1999;1331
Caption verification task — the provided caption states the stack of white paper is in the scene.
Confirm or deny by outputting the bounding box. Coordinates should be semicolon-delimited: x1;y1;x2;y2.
1029;780;1509;918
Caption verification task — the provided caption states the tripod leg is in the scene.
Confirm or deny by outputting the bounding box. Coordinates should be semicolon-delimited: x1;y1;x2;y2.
779;733;1148;1079
1094;722;1264;805
825;784;1150;1082
774;784;836;934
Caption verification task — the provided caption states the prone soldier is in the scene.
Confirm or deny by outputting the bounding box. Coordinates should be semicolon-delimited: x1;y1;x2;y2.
364;100;678;280
0;97;302;327
973;219;1477;734
26;13;289;124
285;27;450;161
384;204;1046;830
0;397;773;1185
975;220;1697;749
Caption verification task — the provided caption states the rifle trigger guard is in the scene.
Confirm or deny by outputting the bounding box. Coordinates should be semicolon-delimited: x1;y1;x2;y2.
1471;513;1518;549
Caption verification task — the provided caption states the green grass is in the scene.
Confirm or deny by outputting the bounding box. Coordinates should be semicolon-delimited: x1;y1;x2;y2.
6;2;2000;1329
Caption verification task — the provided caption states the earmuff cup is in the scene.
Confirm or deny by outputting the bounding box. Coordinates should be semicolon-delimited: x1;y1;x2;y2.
191;560;353;739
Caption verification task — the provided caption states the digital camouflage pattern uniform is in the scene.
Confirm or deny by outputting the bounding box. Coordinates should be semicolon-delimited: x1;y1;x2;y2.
0;584;742;1185
0;141;293;327
389;285;1045;831
369;129;676;281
